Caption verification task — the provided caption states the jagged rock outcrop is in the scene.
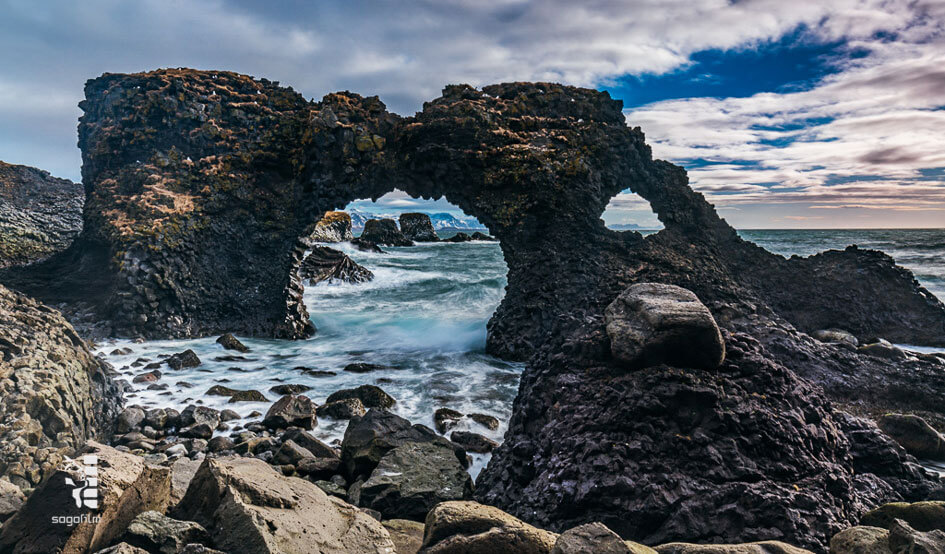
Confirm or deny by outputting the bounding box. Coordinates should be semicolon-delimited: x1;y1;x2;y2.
400;213;439;242
298;246;373;285
361;218;414;246
0;161;83;268
307;211;353;243
0;285;122;490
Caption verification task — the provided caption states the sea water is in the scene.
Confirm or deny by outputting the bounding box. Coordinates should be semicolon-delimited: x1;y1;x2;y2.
95;228;945;477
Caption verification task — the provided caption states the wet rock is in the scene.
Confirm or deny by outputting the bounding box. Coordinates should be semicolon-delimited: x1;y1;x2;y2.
0;442;171;553
228;389;267;403
219;409;240;422
653;542;812;553
887;518;945;553
812;328;859;347
446;232;472;243
144;408;169;429
551;522;639;553
270;384;312;395
360;218;413;246
180;406;221;429
317;398;367;419
173;456;395;553
341;409;465;480
0;479;25;523
120;510;210;554
206;385;239;396
470;231;495;241
0;285;122;490
327;384;396;410
181;424;214;440
167;349;201;370
399;213;439;242
308;211;354;243
383;518;424;554
360;441;474;520
860;501;945;532
299;246;374;285
263;394;316;429
877;414;945;461
351;238;385;253
216;333;249;352
604;283;725;370
273;439;315;466
297;456;342;480
468;413;500;431
0;160;83;268
829;526;889;554
858;339;908;360
434;408;464;434
207;437;235;453
450;431;498;453
280;428;339;459
118;407;146;433
420;501;558;554
344;362;394;373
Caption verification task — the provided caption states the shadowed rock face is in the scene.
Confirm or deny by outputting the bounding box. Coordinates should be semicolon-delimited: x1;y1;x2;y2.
2;69;945;549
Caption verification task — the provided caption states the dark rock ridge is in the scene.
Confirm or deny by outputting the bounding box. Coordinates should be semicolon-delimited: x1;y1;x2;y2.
298;246;373;285
0;160;83;268
1;69;945;549
399;212;439;242
360;218;414;247
0;285;122;490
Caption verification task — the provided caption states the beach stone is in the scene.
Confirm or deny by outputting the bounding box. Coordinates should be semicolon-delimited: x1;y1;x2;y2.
360;441;473;520
180;405;220;429
280;428;339;459
812;328;859;347
144;408;169;429
887;518;945;553
173;456;395;554
133;370;162;384
344;362;393;373
206;385;238;396
270;384;312;395
207;437;235;453
420;501;558;554
327;384;396;410
228;390;267;403
450;431;498;453
858;339;908;360
552;522;640;553
273;439;314;466
315;480;348;499
360;218;413;246
829;526;889;554
434;408;464;434
216;333;249;352
0;442;171;553
234;437;276;456
118;407;146;433
860;501;945;532
297;456;342;480
181;423;214;440
308;211;353;243
120;510;210;554
653;542;813;553
317;398;367;419
0;479;25;523
399;213;439;242
384;518;425;554
468;413;500;431
877;414;945;461
263;394;316;430
169;457;202;506
604;283;725;370
220;409;240;422
167;349;201;370
341;409;464;480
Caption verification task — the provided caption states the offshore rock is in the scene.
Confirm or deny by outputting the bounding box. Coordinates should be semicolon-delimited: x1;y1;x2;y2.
400;213;439;242
604;283;724;370
361;218;414;247
0;285;122;490
0;160;83;268
308;211;353;243
298;246;373;285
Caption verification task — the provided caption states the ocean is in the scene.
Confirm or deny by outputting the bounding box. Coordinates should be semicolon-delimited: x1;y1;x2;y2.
95;228;945;477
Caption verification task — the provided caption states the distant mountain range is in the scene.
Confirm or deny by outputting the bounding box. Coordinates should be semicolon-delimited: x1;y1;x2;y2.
348;210;486;230
606;222;659;231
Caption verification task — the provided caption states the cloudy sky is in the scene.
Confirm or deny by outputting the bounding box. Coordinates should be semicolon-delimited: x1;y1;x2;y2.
1;0;943;228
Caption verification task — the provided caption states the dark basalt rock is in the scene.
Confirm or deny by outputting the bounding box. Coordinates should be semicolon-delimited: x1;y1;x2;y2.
216;333;249;352
167;349;200;370
0;160;83;268
446;232;473;243
326;384;396;410
351;238;385;253
877;414;945;461
263;394;316;430
306;211;353;243
298;246;373;285
399;212;439;242
360;218;413;247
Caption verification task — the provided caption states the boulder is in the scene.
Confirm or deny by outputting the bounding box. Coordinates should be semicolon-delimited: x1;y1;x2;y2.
351;238;385;253
552;522;647;554
344;362;394;373
173;456;395;553
270;384;312;395
167;349;201;370
299;246;373;285
653;542;813;553
434;408;464;434
450;431;498;453
280;428;339;459
811;329;859;347
169;457;202;506
858;339;908;360
399;213;439;242
317;398;367;419
263;394;316;430
132;370;161;384
120;510;210;554
419;501;558;554
0;160;83;268
604;283;725;370
859;501;945;532
360;219;413;247
0;285;122;490
470;232;494;241
206;385;239;397
877;414;945;461
468;413;500;431
327;384;396;410
216;333;249;352
93;544;150;554
273;439;315;466
887;518;945;553
180;406;220;428
0;442;171;553
117;407;146;434
385;518;425;554
359;441;474;520
297;456;342;480
0;479;25;523
829;526;889;553
341;409;464;480
228;390;267;403
446;232;472;243
308;211;353;243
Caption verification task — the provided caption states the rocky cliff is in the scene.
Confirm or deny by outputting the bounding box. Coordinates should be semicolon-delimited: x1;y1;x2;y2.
0;161;83;268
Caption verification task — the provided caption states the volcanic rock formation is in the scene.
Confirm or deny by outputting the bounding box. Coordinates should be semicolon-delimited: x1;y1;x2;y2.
307;211;353;243
399;212;439;242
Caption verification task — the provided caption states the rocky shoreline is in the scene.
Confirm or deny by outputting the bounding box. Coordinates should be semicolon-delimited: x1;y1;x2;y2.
1;70;945;553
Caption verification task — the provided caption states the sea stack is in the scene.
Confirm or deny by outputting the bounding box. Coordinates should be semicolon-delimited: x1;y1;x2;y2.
399;213;439;242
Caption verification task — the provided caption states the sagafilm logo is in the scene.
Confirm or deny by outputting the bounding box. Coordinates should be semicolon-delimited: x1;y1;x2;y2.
63;455;98;509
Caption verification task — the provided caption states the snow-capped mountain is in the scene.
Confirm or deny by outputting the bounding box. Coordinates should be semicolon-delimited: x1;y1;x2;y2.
347;210;485;230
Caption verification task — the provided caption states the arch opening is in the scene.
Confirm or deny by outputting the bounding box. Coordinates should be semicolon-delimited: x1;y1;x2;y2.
601;188;664;234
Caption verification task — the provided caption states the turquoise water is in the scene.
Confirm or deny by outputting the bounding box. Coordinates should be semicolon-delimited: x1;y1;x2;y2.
96;228;945;476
